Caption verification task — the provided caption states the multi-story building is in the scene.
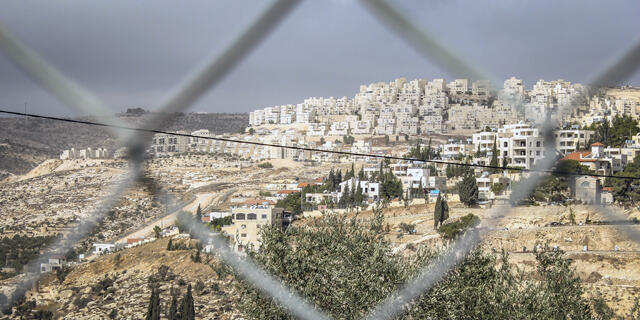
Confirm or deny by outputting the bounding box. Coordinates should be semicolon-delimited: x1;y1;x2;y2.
151;132;189;155
448;79;469;94
307;123;327;136
441;142;473;159
222;206;284;253
328;121;349;136
338;179;380;202
376;118;395;136
351;120;372;135
496;123;545;169
554;129;594;155
471;80;491;96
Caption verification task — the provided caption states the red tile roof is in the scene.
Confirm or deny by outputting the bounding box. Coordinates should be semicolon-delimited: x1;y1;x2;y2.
591;142;605;147
561;151;592;161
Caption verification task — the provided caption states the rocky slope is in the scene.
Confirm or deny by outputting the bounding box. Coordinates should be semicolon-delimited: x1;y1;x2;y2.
6;238;238;319
0;111;248;177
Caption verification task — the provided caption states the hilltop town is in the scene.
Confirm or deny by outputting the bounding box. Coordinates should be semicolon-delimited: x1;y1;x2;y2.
2;77;640;318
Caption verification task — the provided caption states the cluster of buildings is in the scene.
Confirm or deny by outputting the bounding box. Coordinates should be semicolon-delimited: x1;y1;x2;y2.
248;77;591;136
568;87;640;127
60;147;109;160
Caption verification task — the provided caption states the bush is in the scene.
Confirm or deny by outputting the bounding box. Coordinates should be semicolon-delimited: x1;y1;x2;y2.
398;222;416;234
490;183;506;195
257;162;273;169
438;214;480;239
73;296;91;309
55;266;70;283
91;276;114;294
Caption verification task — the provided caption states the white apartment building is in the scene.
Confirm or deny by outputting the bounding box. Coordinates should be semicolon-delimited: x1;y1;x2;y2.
249;109;265;126
496;123;545;169
328;121;349;136
307;123;327;136
425;78;447;94
61;147;109;160
396;118;419;136
151;132;189;154
441;142;473;159
376;118;395;136
338;179;380;202
448;79;469;94
351;120;372;135
473;123;546;170
554;129;594;155
472;80;491;96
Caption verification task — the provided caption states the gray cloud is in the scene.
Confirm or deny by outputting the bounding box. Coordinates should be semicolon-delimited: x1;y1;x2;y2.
0;0;638;117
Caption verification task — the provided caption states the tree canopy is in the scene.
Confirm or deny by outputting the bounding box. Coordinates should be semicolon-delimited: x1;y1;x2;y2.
458;172;479;207
237;214;612;319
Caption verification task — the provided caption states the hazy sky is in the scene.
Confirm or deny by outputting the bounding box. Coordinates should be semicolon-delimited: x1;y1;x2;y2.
0;0;639;117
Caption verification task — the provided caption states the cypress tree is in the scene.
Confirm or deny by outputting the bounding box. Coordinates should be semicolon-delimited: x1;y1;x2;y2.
441;196;449;222
167;238;173;251
350;162;355;179
434;194;442;229
490;136;499;173
195;204;202;224
354;180;364;206
458;171;479;207
178;284;195;320
145;287;160;320
168;292;178;320
327;168;336;190
358;166;365;180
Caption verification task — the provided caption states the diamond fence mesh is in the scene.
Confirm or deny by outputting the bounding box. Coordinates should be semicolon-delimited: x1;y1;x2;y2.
1;0;640;318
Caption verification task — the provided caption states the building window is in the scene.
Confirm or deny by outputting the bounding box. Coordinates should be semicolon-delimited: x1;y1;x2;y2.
247;213;257;220
241;233;247;238
235;213;245;220
536;141;541;147
261;214;267;219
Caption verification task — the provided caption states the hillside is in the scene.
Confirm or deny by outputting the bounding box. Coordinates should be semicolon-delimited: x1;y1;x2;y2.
8;238;237;319
0;112;248;177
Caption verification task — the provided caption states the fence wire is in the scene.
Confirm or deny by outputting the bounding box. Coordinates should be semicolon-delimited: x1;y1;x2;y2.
1;0;640;318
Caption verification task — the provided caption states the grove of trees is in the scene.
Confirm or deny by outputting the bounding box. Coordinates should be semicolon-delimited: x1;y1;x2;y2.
236;214;614;319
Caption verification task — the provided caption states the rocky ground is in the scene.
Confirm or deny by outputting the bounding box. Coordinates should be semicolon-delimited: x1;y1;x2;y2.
10;238;237;320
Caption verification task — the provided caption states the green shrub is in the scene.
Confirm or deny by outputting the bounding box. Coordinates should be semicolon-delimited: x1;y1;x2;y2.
257;162;273;169
438;214;480;239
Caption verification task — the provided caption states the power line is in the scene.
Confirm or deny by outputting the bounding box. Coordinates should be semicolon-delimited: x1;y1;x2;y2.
1;108;638;181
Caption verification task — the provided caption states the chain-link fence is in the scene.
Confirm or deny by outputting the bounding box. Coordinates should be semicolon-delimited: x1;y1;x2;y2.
1;0;640;318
